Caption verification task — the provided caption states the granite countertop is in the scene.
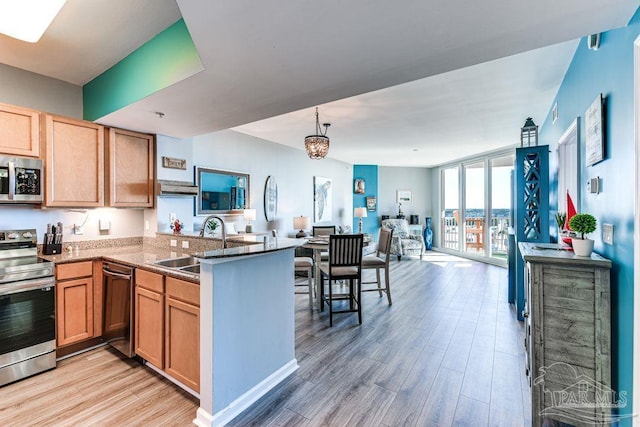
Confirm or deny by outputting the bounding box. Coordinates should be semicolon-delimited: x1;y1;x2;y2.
193;236;302;260
40;236;303;282
40;244;203;283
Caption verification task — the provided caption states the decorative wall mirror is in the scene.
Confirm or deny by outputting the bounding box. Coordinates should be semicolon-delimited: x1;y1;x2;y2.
195;166;250;215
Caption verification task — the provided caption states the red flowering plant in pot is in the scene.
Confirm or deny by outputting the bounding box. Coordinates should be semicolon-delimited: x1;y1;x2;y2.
569;213;597;257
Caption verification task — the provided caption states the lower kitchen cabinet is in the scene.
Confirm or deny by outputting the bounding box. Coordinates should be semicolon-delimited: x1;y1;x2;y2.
56;261;94;347
135;269;200;392
165;277;200;392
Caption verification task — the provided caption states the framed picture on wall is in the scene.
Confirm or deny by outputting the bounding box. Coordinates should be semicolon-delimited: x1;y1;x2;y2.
585;93;604;166
354;179;365;194
396;190;412;203
314;176;332;222
366;196;377;211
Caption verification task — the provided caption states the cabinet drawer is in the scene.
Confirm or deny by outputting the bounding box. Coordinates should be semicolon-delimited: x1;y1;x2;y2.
56;261;93;280
135;269;164;293
166;277;199;307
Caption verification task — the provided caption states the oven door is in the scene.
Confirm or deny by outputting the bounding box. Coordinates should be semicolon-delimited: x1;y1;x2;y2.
0;277;55;358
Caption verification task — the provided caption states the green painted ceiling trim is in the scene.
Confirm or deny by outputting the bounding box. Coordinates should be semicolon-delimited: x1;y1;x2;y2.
83;18;204;121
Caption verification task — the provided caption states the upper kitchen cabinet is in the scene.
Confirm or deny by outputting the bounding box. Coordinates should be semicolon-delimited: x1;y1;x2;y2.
106;128;154;208
45;115;104;207
0;102;41;157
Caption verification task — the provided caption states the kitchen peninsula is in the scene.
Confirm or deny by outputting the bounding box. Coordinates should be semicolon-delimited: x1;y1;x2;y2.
193;236;301;427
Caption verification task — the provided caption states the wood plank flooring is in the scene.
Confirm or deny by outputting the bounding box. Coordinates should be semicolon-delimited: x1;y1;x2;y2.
0;252;529;426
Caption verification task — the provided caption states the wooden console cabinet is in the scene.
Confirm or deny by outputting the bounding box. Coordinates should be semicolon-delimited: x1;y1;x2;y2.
519;243;612;427
135;269;200;392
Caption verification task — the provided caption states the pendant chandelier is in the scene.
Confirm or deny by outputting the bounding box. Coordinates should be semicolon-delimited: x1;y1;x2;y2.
304;107;331;159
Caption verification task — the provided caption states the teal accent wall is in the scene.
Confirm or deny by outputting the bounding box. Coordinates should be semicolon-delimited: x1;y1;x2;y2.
83;19;204;121
353;165;378;238
539;8;639;423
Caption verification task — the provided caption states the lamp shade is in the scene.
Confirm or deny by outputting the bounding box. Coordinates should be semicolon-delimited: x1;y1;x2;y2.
293;216;310;230
354;207;368;218
244;209;256;221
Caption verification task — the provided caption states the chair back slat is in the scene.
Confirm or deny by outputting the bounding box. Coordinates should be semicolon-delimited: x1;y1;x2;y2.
329;234;363;267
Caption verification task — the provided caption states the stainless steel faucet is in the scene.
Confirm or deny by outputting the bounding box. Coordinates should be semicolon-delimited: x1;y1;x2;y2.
199;215;227;248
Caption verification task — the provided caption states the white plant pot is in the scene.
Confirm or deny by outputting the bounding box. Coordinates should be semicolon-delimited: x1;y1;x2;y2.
571;238;594;257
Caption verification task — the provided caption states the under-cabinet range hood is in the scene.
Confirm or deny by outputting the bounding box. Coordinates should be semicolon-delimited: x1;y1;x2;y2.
156;180;198;197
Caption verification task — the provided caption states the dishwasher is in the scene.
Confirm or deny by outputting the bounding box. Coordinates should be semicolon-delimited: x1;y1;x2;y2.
102;262;135;357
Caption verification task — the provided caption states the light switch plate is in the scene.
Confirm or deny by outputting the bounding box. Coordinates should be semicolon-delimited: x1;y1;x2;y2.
602;223;613;245
99;219;110;231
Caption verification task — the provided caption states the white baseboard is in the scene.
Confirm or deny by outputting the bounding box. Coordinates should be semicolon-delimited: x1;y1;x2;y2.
194;359;298;427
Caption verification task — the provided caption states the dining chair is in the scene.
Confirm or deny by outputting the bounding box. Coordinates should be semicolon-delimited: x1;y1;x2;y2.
273;229;314;309
361;227;393;305
319;234;364;326
312;225;335;261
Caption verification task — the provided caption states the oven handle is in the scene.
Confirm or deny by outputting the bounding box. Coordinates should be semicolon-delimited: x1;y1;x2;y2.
0;277;55;296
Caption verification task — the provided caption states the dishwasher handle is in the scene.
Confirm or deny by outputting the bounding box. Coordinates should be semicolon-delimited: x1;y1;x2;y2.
102;262;134;280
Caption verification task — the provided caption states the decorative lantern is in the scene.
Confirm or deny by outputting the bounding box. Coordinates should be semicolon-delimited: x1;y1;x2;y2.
520;117;538;147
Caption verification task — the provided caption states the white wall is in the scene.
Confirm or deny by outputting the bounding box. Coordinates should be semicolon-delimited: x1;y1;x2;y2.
0;63;82;118
378;166;432;224
156;130;353;236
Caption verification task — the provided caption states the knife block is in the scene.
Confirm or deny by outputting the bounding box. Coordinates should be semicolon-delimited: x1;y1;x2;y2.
43;243;62;255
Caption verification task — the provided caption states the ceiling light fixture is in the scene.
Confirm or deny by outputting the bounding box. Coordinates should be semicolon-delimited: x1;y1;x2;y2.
304;107;331;160
0;0;67;43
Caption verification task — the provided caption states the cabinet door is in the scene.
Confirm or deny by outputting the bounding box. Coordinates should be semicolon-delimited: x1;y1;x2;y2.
56;277;94;346
45;114;104;207
165;297;200;392
106;128;154;207
0;103;40;157
135;286;164;368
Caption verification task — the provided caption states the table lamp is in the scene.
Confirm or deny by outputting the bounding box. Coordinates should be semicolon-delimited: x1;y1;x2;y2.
244;209;256;233
293;216;310;238
354;207;367;234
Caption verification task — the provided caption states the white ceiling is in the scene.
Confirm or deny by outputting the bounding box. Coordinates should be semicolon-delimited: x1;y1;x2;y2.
0;0;638;167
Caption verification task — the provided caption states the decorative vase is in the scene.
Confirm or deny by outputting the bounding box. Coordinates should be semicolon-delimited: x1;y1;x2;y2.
424;217;433;251
571;238;594;257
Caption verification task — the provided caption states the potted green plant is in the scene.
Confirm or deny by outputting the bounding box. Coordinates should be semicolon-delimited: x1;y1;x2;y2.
569;213;597;256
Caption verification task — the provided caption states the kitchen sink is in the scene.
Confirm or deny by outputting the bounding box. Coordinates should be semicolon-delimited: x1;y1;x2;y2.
154;256;199;268
180;264;200;274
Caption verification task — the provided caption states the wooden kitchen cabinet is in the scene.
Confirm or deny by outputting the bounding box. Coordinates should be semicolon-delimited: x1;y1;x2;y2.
56;261;94;347
134;269;200;392
45;114;104;207
106;128;154;207
165;277;200;392
0;102;41;157
135;269;164;368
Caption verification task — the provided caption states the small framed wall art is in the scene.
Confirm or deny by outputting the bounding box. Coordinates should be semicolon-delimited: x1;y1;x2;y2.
354;179;365;194
585;93;604;166
366;196;377;212
396;190;412;203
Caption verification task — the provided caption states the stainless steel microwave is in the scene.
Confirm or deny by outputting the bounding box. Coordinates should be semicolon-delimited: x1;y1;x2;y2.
0;156;43;203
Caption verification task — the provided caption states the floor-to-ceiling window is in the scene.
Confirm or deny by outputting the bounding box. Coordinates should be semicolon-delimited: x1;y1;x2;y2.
439;149;514;266
441;166;459;251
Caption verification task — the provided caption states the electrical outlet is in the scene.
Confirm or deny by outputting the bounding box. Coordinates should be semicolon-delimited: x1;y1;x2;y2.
170;239;177;247
74;224;83;235
145;220;150;231
181;240;189;249
602;223;614;245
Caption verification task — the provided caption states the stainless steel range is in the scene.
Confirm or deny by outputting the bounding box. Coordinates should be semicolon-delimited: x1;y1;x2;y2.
0;229;55;386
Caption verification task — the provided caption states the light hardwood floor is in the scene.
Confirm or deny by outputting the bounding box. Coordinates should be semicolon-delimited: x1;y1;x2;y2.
0;252;529;426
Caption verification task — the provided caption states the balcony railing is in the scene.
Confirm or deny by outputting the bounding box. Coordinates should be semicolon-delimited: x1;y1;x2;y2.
441;215;510;257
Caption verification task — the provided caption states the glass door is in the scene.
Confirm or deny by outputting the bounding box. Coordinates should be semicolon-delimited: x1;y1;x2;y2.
441;167;459;251
464;161;486;255
489;155;514;260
